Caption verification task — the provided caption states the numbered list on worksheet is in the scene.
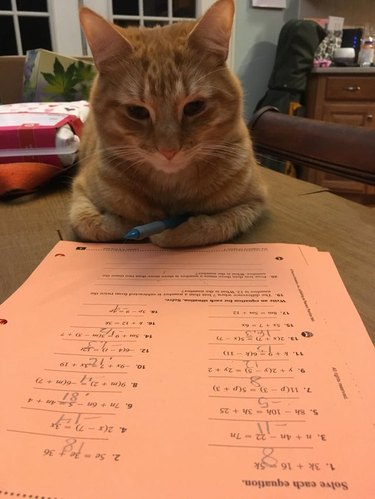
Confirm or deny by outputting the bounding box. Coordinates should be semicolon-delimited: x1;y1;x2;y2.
0;242;373;498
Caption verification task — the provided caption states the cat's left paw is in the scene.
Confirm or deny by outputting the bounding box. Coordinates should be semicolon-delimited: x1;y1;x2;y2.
150;230;179;248
149;216;212;248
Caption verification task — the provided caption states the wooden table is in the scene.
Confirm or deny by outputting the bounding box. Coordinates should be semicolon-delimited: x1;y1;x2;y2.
1;168;374;342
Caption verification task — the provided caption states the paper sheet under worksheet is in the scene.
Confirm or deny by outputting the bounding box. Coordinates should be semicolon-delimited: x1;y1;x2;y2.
0;242;373;499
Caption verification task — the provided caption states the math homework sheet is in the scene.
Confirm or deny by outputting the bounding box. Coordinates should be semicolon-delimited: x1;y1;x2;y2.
0;242;374;499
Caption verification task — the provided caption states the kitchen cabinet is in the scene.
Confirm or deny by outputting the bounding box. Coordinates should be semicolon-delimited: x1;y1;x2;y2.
303;68;375;204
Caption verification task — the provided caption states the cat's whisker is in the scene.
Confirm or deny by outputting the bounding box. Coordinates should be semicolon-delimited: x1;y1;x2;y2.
193;66;227;86
199;83;234;98
78;145;145;165
194;143;248;160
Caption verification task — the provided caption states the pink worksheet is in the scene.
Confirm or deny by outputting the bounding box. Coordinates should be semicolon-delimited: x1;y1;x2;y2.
0;242;373;498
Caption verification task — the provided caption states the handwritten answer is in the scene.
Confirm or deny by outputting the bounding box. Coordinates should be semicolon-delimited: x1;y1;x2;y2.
0;242;373;498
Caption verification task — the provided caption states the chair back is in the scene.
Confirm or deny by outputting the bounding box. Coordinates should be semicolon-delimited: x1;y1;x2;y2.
249;106;375;185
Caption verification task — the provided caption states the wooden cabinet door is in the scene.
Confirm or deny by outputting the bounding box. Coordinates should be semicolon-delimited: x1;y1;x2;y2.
322;103;375;128
316;102;375;198
304;74;375;202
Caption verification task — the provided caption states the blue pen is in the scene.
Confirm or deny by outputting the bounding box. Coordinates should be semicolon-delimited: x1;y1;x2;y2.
124;215;188;240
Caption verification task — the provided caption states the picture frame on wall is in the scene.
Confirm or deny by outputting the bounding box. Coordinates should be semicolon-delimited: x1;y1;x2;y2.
252;0;286;8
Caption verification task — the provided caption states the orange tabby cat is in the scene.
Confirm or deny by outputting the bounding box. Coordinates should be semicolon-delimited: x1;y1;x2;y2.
69;0;266;247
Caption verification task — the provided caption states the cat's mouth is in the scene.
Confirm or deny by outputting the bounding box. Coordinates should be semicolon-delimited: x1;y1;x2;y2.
149;153;188;174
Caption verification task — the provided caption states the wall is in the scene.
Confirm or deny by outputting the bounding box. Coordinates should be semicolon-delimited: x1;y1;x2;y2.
300;0;375;31
234;0;299;121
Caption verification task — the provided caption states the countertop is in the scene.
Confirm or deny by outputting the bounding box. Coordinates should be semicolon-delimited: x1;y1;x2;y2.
311;66;375;74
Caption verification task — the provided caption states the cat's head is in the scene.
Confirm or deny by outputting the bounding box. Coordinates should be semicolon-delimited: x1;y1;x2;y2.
81;0;243;175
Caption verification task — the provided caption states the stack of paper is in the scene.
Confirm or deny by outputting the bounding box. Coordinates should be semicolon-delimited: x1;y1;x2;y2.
0;242;373;498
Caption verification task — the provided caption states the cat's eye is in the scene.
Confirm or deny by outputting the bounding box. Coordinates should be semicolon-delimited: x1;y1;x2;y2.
126;105;150;120
183;100;205;117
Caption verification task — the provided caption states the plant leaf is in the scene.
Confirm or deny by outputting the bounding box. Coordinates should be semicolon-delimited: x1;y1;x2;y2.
53;57;65;76
41;72;56;85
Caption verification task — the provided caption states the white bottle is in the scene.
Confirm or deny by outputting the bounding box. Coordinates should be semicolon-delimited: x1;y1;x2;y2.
358;38;374;67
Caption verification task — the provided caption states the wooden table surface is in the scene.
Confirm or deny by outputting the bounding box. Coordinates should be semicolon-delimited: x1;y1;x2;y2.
1;168;374;342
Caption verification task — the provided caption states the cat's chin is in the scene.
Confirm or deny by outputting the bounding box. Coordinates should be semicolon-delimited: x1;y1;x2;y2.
148;156;188;175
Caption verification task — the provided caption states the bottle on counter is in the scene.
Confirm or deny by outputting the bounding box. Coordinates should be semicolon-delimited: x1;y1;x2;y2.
358;37;374;66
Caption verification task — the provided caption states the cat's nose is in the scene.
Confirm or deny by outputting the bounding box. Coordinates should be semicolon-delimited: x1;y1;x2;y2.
159;148;178;161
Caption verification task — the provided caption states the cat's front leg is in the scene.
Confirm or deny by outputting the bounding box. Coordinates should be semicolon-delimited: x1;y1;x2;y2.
150;203;265;248
69;191;129;242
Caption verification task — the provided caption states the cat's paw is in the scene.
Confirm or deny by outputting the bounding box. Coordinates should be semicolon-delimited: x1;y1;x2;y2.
150;207;263;248
149;230;179;248
150;216;212;248
71;210;127;242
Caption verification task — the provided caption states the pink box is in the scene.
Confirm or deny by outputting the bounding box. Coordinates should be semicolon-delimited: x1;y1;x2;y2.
0;112;83;168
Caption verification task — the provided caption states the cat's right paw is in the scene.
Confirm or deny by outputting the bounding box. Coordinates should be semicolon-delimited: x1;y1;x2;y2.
71;211;127;242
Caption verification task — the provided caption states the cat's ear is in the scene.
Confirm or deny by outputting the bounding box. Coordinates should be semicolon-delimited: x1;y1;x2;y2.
79;7;133;72
187;0;234;61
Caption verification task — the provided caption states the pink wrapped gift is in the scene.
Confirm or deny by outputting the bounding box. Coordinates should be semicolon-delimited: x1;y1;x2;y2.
0;101;89;196
0;112;83;167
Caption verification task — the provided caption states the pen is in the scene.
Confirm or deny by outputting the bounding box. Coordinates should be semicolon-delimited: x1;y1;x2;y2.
124;215;188;240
